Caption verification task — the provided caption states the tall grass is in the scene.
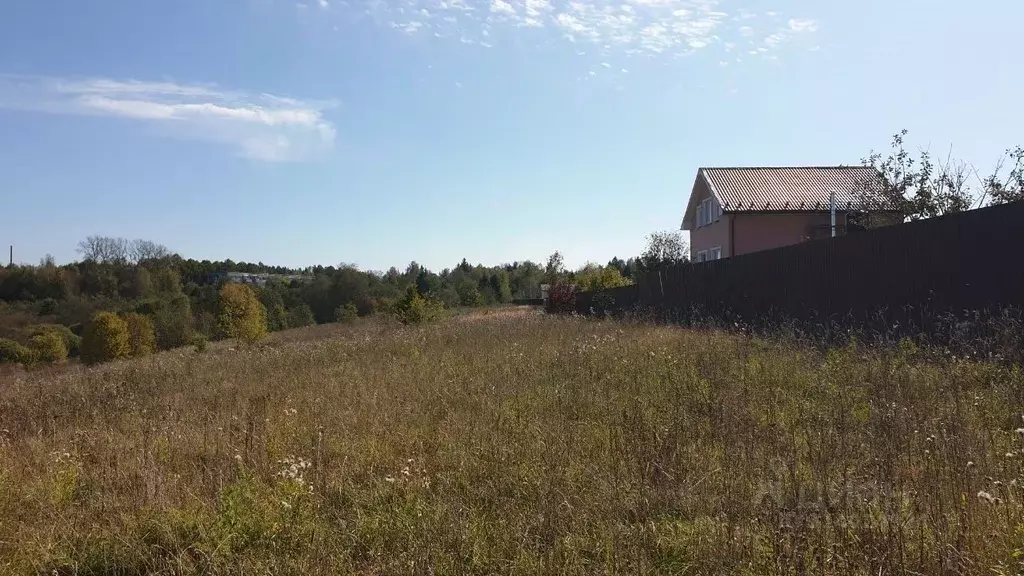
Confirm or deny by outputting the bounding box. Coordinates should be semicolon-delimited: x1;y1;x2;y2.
0;311;1022;574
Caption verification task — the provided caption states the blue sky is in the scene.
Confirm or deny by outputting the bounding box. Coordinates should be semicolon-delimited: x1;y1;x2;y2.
1;0;1020;272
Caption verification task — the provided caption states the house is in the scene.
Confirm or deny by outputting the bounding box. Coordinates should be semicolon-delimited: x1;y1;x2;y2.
206;271;312;286
680;166;899;261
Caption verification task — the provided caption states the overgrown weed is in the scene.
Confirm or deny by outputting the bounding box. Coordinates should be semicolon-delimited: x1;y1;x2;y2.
0;311;1022;574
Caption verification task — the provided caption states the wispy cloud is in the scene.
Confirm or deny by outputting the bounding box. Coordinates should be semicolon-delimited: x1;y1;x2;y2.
490;0;515;15
0;75;336;162
361;0;816;61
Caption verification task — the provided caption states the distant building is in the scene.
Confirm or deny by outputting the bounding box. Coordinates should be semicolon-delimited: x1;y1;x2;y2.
207;271;311;286
681;166;901;261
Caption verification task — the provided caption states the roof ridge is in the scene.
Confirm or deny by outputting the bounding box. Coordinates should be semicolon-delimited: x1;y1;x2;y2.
701;165;871;170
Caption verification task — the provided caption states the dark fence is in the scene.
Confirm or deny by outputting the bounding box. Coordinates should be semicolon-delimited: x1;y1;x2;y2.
574;285;639;315
576;201;1024;336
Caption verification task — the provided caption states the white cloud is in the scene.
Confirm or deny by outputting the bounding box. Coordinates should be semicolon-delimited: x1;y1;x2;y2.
490;0;514;14
524;0;552;16
351;0;817;61
556;12;586;33
788;18;817;32
0;75;336;162
393;20;424;32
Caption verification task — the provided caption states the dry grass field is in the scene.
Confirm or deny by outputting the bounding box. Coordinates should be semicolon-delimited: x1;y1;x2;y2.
1;309;1023;575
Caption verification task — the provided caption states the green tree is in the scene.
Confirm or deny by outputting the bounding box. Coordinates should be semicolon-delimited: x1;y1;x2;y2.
982;145;1024;205
81;311;131;365
151;295;194;350
577;265;632;292
544;251;565;284
256;286;288;331
286;304;316;328
152;267;183;295
335;302;360;324
216;283;268;343
454;274;483;307
490;271;512;303
125;267;154;299
124;313;157;357
269;304;288;332
394;285;448;325
477;276;497;305
639;231;688;271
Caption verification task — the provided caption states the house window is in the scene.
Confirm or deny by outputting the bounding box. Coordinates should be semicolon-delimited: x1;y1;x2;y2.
709;247;722;260
696;250;708;262
695;198;720;228
696;198;718;228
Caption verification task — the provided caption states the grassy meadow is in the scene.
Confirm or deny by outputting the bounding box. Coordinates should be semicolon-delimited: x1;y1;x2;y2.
1;308;1023;575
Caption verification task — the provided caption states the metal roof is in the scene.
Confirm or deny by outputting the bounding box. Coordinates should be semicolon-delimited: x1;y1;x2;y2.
701;166;892;212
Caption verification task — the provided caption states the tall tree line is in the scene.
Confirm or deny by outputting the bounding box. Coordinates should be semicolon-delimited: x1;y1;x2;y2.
0;238;640;348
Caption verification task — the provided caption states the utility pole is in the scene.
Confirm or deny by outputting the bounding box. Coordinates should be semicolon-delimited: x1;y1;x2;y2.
8;245;11;266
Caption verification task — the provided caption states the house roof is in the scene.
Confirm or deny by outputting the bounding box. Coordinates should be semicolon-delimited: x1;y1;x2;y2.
682;166;895;230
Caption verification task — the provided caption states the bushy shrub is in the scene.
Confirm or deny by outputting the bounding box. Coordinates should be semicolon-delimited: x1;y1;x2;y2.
124;313;157;357
192;334;209;353
25;324;81;357
152;295;194;350
268;304;288;332
81;312;131;365
545;282;578;314
286;304;316;329
216;284;268;343
38;297;59;316
373;298;396;316
0;338;36;366
29;330;68;364
577;266;632;292
393;286;448;325
335;302;360;324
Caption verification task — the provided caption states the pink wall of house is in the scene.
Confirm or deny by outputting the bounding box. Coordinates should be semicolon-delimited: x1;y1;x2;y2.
687;178;731;259
687;176;859;259
732;212;848;256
